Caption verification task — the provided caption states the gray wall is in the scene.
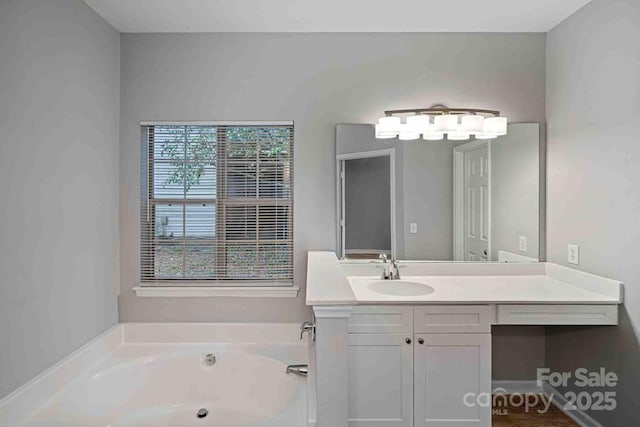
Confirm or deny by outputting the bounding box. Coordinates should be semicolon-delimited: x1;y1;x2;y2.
119;33;546;325
0;0;120;399
491;123;540;260
546;0;640;424
402;141;454;260
344;157;392;252
492;326;546;381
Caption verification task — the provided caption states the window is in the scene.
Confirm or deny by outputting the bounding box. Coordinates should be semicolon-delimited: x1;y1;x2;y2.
140;122;293;287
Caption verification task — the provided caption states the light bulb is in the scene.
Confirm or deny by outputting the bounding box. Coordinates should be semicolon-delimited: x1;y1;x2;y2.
434;114;459;133
484;117;508;136
447;131;471;141
406;115;430;134
398;124;420;141
375;124;397;139
461;115;485;135
377;116;401;130
422;131;444;141
375;116;401;139
475;133;497;140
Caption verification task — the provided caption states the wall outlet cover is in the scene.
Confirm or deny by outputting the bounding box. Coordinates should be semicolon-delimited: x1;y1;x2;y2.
568;244;580;265
518;236;527;252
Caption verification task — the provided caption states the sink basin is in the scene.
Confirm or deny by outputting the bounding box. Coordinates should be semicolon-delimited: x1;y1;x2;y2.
367;280;434;296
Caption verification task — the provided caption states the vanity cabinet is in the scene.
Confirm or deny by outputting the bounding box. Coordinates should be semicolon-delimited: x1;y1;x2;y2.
414;334;491;427
347;306;492;427
348;306;414;426
348;334;414;426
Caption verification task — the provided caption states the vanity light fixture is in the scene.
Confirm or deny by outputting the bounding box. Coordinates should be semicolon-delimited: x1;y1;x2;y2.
375;104;507;141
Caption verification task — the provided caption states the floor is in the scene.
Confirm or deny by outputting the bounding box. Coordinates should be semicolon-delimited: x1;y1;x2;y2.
492;395;579;427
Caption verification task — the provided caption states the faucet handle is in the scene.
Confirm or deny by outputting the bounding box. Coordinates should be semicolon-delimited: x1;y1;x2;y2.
375;265;390;280
390;261;405;280
300;321;315;341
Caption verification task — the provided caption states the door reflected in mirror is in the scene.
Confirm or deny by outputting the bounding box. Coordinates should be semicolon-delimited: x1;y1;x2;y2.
336;123;543;263
339;153;394;260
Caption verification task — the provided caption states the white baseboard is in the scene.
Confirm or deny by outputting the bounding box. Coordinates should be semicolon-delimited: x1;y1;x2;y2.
0;325;123;427
492;380;543;394
542;383;605;427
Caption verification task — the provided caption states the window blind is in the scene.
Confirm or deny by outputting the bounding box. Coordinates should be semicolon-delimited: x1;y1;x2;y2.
140;123;294;285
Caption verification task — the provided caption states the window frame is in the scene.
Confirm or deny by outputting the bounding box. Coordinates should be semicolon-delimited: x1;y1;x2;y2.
137;121;296;295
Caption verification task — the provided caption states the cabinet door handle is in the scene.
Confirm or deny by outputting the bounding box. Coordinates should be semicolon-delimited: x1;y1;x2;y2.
406;337;412;344
418;338;424;345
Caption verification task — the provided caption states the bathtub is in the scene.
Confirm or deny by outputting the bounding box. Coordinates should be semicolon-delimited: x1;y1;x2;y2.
11;324;309;427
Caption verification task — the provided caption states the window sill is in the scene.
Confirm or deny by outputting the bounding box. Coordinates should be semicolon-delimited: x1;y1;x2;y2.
133;285;299;298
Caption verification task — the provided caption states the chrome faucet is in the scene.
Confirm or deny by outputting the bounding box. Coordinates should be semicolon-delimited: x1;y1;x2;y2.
390;259;401;280
377;253;391;279
376;253;402;280
286;364;308;377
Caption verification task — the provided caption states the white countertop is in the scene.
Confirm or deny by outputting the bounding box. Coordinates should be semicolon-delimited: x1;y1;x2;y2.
305;251;623;306
348;275;621;305
306;251;357;305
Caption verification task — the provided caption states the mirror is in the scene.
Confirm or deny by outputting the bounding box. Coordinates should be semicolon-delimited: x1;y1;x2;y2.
336;123;543;262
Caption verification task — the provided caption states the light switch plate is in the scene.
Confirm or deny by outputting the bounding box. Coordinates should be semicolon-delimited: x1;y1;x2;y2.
519;236;527;252
568;244;580;265
409;223;418;234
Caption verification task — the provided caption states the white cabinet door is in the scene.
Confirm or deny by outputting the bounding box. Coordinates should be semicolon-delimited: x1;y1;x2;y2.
348;334;414;427
414;334;491;427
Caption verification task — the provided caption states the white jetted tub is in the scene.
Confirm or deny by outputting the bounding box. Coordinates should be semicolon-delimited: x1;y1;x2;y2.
11;324;309;427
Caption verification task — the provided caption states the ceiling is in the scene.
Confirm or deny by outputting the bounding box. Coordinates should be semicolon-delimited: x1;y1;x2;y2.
83;0;592;33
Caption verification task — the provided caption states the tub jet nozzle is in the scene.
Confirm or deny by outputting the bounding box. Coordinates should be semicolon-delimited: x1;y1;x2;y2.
202;353;216;367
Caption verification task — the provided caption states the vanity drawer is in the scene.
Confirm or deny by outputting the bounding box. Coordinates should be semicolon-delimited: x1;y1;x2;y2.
413;305;494;333
348;306;413;334
496;305;619;325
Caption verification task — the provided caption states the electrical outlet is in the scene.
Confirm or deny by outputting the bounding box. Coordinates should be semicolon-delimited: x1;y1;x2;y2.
409;223;418;234
519;236;527;252
568;244;580;265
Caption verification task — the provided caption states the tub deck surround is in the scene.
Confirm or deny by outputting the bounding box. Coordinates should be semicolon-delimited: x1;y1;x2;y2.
305;251;622;427
0;323;310;427
0;325;123;427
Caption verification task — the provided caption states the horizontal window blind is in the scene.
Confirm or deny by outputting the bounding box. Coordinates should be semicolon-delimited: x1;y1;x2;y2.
140;123;293;284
